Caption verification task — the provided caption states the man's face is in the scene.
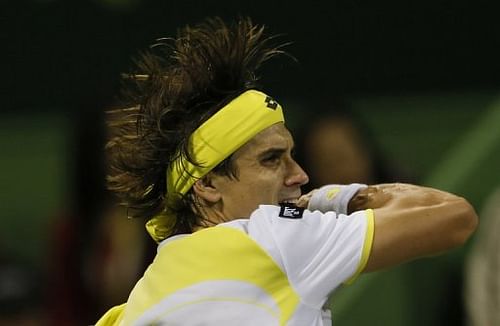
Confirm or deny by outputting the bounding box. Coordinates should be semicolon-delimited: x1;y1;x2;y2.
211;123;309;219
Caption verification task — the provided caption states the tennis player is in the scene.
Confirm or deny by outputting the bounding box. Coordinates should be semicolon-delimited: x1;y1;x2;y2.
96;17;477;325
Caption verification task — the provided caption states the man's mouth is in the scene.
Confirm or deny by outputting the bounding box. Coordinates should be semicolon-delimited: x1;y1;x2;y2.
279;198;299;205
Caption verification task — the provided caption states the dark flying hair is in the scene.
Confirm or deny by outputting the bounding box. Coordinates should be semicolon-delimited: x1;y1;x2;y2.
106;17;290;235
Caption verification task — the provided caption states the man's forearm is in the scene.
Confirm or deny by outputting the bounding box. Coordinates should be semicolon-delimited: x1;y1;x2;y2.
302;182;478;271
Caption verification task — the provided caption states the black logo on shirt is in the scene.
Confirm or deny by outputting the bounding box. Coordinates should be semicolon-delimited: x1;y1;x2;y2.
279;204;304;219
265;96;278;110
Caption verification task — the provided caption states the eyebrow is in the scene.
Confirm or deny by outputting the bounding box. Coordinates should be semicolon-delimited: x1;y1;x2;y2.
255;132;296;158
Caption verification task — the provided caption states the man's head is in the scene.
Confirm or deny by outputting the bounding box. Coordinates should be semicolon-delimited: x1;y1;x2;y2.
193;122;309;226
107;17;306;240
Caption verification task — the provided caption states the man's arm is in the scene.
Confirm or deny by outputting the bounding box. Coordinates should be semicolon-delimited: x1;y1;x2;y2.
347;183;478;272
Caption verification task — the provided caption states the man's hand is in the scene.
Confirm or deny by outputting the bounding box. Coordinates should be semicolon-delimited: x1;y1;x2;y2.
296;190;317;208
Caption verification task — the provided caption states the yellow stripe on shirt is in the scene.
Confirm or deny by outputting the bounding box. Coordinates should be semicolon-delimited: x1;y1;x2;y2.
122;226;300;325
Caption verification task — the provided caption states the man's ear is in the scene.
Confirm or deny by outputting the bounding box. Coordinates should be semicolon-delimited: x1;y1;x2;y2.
192;175;222;204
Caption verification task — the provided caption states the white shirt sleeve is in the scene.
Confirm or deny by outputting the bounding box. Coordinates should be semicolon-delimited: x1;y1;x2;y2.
246;205;374;308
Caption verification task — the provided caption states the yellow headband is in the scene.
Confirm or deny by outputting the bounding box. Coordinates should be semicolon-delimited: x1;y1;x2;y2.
146;90;285;242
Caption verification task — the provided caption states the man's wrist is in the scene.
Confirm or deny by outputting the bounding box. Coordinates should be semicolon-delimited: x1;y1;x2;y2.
308;183;368;214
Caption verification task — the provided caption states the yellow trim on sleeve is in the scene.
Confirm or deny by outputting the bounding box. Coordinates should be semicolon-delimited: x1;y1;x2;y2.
344;209;375;285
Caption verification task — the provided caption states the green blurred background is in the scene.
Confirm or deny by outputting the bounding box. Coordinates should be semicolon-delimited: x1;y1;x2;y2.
2;0;500;325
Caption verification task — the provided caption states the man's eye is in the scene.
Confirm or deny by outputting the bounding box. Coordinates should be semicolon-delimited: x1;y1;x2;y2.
262;154;280;164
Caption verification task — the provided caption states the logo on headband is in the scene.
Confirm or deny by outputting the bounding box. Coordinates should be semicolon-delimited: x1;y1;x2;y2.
265;96;278;110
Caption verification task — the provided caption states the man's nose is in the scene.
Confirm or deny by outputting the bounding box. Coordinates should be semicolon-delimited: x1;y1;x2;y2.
285;159;309;187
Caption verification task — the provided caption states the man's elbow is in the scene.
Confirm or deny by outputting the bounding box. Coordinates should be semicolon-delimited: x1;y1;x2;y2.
448;199;478;248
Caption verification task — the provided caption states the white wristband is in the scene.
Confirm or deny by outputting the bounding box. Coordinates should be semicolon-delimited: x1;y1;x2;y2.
308;183;368;214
